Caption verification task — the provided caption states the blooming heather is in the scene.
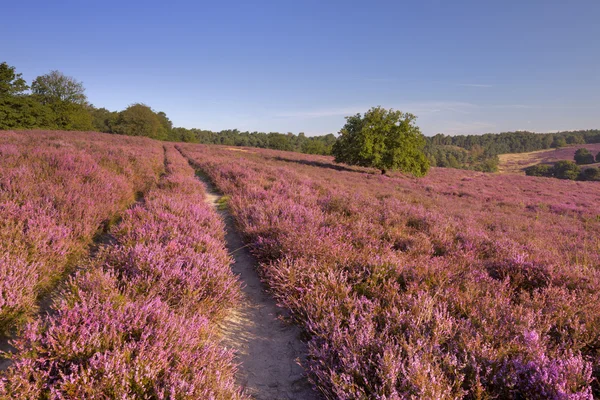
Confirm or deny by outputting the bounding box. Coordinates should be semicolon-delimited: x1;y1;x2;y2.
0;130;164;334
180;144;600;399
1;144;244;398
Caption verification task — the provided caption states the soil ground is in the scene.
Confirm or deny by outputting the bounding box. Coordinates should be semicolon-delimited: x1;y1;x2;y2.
197;175;320;400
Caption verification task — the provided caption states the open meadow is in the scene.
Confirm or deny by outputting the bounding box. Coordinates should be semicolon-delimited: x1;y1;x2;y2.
498;144;600;174
1;131;599;399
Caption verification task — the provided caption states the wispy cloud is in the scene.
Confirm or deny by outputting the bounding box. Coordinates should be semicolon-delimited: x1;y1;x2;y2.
458;83;493;88
274;102;477;119
434;120;496;135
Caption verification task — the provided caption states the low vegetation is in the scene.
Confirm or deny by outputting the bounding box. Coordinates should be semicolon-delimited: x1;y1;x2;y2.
0;131;163;335
0;138;244;398
180;143;599;398
524;147;600;181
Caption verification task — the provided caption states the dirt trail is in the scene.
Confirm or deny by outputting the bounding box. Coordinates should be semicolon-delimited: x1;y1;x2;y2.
197;174;320;400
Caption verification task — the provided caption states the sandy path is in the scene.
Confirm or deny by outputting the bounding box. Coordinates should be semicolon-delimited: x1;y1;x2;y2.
197;175;320;400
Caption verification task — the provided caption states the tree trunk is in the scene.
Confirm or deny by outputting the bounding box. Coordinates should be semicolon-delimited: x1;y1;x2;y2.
381;169;386;175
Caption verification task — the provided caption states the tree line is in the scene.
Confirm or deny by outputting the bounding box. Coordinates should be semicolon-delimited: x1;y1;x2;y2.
0;62;337;155
525;148;600;181
2;60;599;174
425;130;600;172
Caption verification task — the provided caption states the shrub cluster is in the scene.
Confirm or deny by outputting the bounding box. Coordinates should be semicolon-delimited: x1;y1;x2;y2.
574;148;596;165
525;159;600;181
1;144;244;398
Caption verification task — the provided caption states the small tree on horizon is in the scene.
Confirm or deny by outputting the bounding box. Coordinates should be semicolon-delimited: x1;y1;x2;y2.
332;106;429;176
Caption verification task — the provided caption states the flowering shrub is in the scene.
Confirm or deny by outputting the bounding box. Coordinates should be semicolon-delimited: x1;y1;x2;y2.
180;144;600;399
1;142;244;398
0;130;163;334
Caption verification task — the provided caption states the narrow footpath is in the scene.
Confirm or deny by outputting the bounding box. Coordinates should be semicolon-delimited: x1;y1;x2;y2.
195;172;320;400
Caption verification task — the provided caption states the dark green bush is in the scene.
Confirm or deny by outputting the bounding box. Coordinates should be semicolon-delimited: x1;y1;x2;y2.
574;148;595;165
525;164;553;177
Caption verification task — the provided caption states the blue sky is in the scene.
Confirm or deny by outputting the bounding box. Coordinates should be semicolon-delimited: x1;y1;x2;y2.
2;0;599;136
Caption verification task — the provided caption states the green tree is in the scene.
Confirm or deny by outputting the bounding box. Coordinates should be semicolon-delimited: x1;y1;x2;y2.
0;62;29;97
50;101;94;130
89;106;118;133
156;111;173;140
31;70;87;105
268;132;293;151
574;148;595;165
332;106;429;176
112;103;165;139
582;167;600;181
0;96;55;129
596;152;600;163
551;137;567;148
552;160;580;180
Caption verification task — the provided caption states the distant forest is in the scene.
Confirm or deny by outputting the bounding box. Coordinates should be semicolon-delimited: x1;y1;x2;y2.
2;61;599;172
425;130;600;172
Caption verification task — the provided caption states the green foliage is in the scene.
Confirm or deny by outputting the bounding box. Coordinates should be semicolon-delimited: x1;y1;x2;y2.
0;96;55;129
566;134;586;145
90;107;118;133
50;101;94;131
525;161;600;182
156;111;173;139
31;70;87;105
426;130;600;172
424;143;499;172
170;127;199;143
113;104;166;140
268;133;293;151
553;160;580;180
582;167;600;181
525;164;553;177
574;148;595;165
0;62;28;96
552;137;567;148
332;106;429;176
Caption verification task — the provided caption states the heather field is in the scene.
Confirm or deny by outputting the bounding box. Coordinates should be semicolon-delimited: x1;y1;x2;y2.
0;131;164;335
1;131;600;399
0;132;244;398
180;144;600;399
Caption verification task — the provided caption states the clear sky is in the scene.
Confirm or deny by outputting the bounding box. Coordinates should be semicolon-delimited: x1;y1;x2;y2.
2;0;599;136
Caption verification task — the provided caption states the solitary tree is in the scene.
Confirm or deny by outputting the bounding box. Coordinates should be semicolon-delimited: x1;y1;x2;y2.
0;62;29;97
31;70;87;105
574;148;595;165
332;106;429;176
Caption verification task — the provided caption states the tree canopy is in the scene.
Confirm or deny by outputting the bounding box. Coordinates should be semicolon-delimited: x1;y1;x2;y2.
332;106;429;176
574;148;595;165
31;70;87;105
112;103;167;140
0;62;29;97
